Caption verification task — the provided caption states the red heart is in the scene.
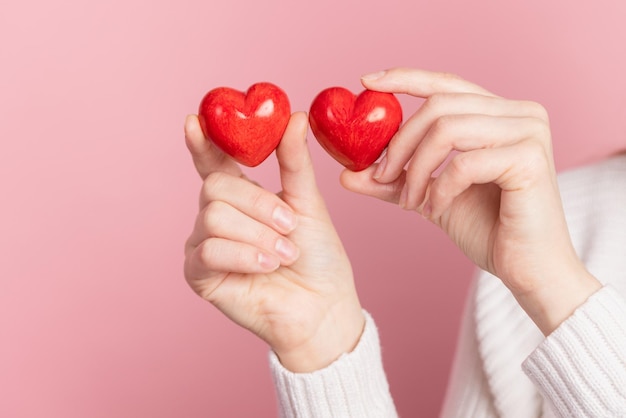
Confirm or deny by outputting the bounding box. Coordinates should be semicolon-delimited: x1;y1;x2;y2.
198;82;291;167
309;88;402;172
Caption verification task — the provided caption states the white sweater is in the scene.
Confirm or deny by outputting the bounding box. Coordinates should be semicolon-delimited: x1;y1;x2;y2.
269;154;626;417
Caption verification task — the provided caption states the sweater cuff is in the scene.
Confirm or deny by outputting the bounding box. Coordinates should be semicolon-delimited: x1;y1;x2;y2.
522;285;626;417
269;310;397;418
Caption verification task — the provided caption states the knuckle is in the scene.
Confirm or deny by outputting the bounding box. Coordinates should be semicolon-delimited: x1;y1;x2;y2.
437;71;462;82
432;72;463;90
429;181;447;204
197;240;216;267
523;138;549;162
446;153;473;189
515;140;552;184
431;153;471;204
385;66;404;77
524;101;550;122
425;92;444;107
428;177;454;210
250;189;271;213
202;171;227;199
528;117;552;143
450;152;472;176
422;93;449;115
430;114;456;137
429;153;477;211
203;200;227;233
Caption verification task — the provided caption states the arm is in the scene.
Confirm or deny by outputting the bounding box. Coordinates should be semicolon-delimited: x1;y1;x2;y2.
341;68;618;416
342;67;602;338
183;112;397;416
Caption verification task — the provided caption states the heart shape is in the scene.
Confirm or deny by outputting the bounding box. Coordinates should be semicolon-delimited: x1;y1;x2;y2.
198;82;291;167
309;88;402;172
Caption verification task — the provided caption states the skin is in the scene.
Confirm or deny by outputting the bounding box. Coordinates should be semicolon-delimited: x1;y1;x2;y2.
184;111;364;372
184;68;602;373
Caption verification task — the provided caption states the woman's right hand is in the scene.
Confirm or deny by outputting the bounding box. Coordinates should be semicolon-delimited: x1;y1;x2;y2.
183;112;364;372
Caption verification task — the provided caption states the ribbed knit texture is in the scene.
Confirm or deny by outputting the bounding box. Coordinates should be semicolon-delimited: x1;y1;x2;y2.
439;277;500;418
269;311;397;418
269;153;626;417
473;273;544;418
468;154;626;417
523;286;626;417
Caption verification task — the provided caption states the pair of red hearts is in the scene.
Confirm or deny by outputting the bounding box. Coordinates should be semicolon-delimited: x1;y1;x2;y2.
198;82;403;172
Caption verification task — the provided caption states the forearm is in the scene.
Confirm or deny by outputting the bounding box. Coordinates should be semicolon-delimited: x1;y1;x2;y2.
512;258;603;336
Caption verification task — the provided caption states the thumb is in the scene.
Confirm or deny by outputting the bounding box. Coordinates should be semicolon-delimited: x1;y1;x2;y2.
184;114;242;180
276;112;325;216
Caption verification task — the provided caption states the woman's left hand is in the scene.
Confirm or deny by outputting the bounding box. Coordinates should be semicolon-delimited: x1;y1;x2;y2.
341;68;601;335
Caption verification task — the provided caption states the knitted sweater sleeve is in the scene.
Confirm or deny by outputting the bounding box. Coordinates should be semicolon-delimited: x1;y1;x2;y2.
522;285;626;417
439;278;499;418
269;311;398;418
268;286;626;417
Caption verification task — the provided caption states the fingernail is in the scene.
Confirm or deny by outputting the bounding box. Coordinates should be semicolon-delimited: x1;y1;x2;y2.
361;70;386;81
275;238;299;261
398;185;408;209
273;206;297;231
258;252;279;270
373;155;387;180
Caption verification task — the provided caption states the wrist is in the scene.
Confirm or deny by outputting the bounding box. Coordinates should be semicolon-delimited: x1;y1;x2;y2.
273;298;365;373
513;260;602;336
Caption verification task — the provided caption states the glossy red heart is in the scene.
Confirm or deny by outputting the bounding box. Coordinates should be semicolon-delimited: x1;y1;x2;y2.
309;88;402;172
198;82;291;167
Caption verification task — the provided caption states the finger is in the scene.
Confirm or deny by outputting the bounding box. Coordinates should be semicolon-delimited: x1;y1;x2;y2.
361;67;497;98
186;200;300;265
424;141;553;221
275;111;326;216
200;172;298;235
186;238;281;278
340;164;406;204
184;114;242;180
375;94;550;183
400;114;551;211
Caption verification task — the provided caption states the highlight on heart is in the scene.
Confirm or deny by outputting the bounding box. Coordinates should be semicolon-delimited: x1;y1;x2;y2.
309;87;402;172
197;82;291;167
197;83;403;171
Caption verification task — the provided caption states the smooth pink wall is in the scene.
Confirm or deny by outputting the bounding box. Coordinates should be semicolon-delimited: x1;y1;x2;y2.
1;1;625;417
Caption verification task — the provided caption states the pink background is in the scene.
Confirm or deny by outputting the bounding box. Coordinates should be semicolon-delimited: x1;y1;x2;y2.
1;0;625;417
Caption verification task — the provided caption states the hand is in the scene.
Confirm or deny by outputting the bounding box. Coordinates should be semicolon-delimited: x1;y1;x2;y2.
184;112;364;372
341;68;601;335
